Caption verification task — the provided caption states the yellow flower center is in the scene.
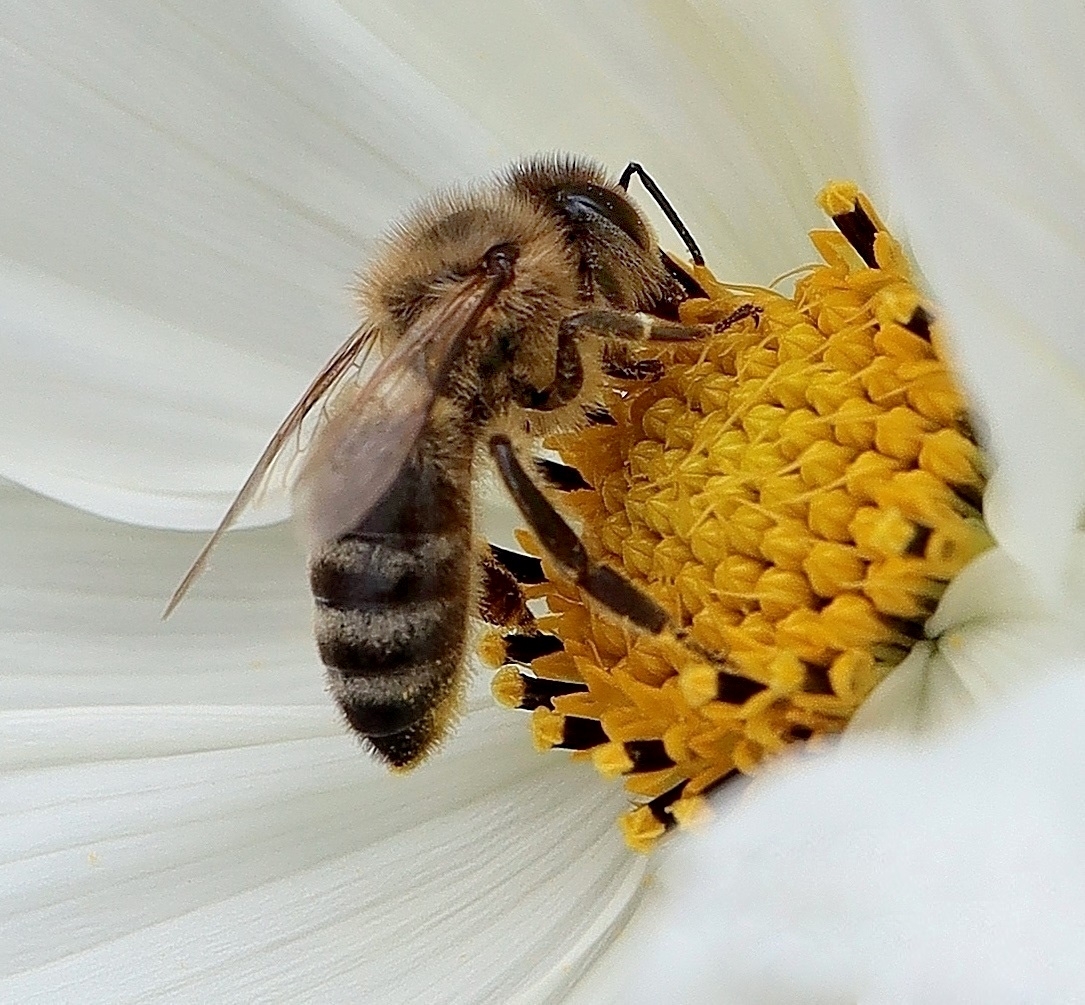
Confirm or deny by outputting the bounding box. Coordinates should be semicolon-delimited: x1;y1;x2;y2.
484;183;991;851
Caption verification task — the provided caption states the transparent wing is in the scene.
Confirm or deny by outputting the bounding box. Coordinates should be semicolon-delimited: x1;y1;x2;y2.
291;271;505;549
163;324;378;617
165;266;508;617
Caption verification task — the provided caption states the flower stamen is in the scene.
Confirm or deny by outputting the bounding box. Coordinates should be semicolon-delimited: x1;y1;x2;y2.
486;183;992;850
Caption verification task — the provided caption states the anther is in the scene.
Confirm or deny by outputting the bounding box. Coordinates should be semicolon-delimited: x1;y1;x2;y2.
951;481;984;512
802;663;834;696
624;739;676;772
903;524;933;558
491;667;587;711
903;305;933;340
831;204;879;268
489;545;545;584
593;739;677;778
646;782;688;827
532;709;607;751
535;458;593;492
716;671;769;705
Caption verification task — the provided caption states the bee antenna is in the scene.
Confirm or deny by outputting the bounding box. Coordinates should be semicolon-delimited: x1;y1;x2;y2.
618;162;705;266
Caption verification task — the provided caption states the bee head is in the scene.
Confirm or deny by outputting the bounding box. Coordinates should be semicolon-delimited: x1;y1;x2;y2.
507;155;688;316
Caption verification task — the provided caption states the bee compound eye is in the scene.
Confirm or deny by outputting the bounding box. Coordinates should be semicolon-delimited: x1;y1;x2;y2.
551;182;650;250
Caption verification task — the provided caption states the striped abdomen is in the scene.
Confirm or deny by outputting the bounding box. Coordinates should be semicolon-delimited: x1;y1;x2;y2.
308;446;472;768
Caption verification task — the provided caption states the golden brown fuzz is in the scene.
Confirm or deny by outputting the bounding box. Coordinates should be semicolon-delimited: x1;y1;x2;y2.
485;182;992;851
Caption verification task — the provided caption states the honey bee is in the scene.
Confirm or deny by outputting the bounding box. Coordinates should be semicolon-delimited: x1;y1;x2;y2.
166;155;716;769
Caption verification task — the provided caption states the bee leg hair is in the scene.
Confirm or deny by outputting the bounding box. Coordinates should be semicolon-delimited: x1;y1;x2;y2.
509;320;584;411
559;308;712;343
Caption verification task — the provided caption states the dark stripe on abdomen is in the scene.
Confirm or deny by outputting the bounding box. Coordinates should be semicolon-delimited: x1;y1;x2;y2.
314;595;464;675
311;523;470;671
309;533;462;609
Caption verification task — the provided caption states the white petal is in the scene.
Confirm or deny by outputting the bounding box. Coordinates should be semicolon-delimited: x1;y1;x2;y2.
0;264;304;529
1;1;868;527
926;543;1050;636
349;0;872;275
851;536;1085;738
1;707;645;1003
614;670;1085;1002
0;479;318;708
0;2;497;528
845;640;939;735
0;480;646;999
849;0;1085;594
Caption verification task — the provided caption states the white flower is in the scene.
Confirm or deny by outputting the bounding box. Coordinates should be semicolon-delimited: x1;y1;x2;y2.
613;671;1085;1003
6;1;1081;1000
0;3;871;1001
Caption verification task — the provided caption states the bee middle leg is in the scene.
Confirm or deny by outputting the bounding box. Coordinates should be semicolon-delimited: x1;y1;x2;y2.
509;320;583;412
510;304;761;413
561;306;762;345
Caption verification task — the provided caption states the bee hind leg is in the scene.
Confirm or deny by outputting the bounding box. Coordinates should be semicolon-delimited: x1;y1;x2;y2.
478;544;540;630
489;433;671;637
478;542;569;679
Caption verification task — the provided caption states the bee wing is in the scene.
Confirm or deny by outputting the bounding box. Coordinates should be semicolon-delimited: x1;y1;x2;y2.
165;267;507;617
163;323;378;617
292;272;504;549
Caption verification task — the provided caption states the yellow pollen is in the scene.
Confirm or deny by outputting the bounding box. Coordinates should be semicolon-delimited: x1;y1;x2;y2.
592;742;635;778
477;631;509;671
620;805;668;854
487;183;992;851
531;707;565;751
490;665;526;709
669;793;711;831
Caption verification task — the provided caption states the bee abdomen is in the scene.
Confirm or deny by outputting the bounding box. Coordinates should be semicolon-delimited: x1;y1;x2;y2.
310;530;470;739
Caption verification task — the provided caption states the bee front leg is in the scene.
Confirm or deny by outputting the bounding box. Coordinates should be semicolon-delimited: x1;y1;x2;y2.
509;321;584;412
509;304;761;411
